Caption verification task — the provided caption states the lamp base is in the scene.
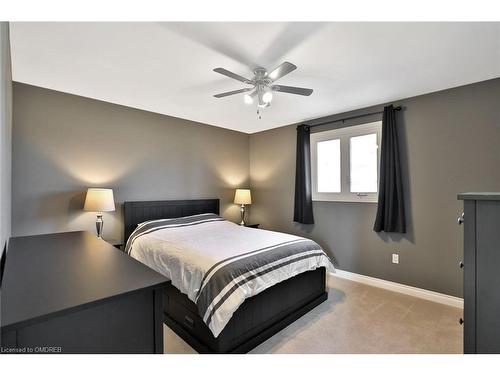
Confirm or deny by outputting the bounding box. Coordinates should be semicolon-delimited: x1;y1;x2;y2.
96;213;103;237
239;204;246;226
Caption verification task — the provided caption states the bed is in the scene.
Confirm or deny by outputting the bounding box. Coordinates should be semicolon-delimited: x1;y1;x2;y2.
123;199;333;353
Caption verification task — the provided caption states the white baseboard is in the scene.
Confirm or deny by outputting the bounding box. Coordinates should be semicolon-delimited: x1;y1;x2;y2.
330;269;463;309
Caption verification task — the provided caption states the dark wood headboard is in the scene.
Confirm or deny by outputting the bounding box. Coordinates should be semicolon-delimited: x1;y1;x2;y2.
123;199;220;243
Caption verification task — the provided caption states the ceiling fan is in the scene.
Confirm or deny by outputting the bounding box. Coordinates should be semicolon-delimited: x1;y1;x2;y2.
213;62;313;115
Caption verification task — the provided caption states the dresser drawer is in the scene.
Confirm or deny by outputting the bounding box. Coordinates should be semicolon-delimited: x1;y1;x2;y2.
459;194;500;354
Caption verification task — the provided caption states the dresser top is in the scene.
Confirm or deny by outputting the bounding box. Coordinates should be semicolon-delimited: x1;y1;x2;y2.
458;192;500;201
1;231;169;330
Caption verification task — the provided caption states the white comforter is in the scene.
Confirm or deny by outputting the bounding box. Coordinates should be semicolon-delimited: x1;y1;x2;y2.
127;214;334;337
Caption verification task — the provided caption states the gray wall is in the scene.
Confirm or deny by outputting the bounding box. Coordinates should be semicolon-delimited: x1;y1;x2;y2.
0;22;12;254
12;83;250;242
11;75;500;297
250;78;500;297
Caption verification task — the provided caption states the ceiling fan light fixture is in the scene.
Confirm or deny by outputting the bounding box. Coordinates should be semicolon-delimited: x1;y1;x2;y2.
262;90;273;104
212;61;313;116
243;93;254;105
257;91;267;108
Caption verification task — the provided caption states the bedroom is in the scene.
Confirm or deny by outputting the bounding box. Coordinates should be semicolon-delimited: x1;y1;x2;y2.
1;1;500;373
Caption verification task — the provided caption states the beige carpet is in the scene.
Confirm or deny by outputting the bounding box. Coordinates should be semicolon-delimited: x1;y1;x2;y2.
164;275;463;354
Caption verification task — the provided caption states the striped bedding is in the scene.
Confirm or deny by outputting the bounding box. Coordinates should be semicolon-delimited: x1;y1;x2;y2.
125;213;334;337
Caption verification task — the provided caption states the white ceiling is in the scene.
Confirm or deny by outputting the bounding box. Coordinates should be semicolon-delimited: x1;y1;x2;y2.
9;22;500;134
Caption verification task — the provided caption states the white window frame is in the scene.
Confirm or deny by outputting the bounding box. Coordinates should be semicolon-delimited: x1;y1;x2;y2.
311;121;382;203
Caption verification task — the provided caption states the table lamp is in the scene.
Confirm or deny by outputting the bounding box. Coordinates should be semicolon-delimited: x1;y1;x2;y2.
234;189;252;225
83;188;115;237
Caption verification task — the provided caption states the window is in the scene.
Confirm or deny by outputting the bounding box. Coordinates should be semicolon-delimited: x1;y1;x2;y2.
311;121;381;202
317;139;341;193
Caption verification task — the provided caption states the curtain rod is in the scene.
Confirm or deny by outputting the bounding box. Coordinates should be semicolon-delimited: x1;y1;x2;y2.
307;106;402;128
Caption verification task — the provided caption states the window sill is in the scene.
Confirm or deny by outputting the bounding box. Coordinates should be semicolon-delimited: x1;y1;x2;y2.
312;197;378;203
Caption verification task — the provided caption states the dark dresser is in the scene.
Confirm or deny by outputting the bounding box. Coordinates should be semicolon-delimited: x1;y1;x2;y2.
458;193;500;354
0;231;169;354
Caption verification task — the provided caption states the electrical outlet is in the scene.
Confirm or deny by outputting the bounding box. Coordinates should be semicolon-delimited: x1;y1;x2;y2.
392;253;399;264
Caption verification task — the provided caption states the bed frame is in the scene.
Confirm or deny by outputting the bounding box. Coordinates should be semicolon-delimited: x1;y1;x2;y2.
123;199;328;353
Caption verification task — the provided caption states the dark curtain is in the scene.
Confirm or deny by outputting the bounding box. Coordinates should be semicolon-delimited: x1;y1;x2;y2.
374;105;406;233
294;125;314;224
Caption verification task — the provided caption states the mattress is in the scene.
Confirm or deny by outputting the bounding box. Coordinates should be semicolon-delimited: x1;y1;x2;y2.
125;213;334;337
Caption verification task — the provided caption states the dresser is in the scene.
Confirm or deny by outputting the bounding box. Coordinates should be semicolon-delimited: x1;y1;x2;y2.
0;231;169;354
458;193;500;354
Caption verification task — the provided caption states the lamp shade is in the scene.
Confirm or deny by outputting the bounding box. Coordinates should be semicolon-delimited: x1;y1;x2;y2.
83;188;115;212
234;189;252;205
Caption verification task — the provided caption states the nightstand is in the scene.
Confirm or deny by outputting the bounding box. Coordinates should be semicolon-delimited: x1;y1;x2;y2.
244;223;260;229
103;238;124;250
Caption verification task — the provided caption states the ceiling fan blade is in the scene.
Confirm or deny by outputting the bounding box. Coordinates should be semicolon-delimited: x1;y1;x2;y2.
213;68;253;84
272;85;313;96
213;87;254;98
267;62;297;81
